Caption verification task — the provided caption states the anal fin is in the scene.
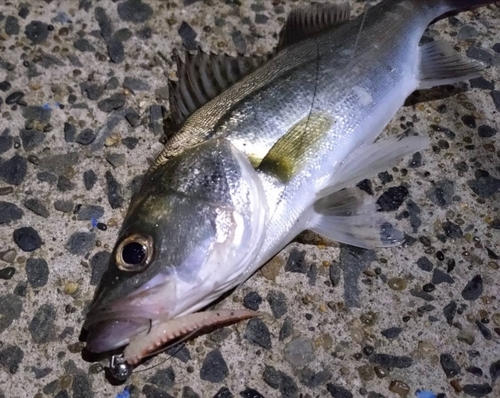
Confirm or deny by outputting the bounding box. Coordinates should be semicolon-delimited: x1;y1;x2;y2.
307;187;403;249
418;41;485;89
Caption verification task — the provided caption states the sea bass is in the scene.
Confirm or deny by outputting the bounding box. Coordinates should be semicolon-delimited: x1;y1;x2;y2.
84;0;494;378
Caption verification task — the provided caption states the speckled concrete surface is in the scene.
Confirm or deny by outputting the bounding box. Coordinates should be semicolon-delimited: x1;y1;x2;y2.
0;1;499;397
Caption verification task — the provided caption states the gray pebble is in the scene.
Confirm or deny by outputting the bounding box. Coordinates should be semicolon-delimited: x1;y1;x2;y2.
470;77;494;90
0;294;23;333
478;125;497;138
458;25;479;40
381;327;403;339
462;275;483;301
29;304;56;343
200;349;228;383
26;258;49;288
244;318;272;349
475;319;492;340
95;7;113;39
25;21;49;43
113;28;133;42
299;367;330;388
24;198;49;218
432;268;455;285
440;353;461;378
466;47;492;65
267;290;287;319
231;30;246;54
0;155;28;185
76;128;96;145
442;221;463;239
0;201;23;224
263;365;298;397
182;386;200;398
65;231;96;255
21;106;51;123
416;256;434;272
5;16;20;35
426;179;454;208
369;354;412;369
77;205;104;220
0;345;24;372
63;122;76;142
13;226;41;252
165;345;191;363
443;300;457;325
329;262;342;286
108;38;125;64
285;249;308;273
83;169;97;191
491;90;500;112
105;77;120;90
490;360;500;385
284;338;314;367
57;175;75;192
149;105;163;135
376;186;408;211
71;368;93;398
122;136;139;149
90;251;110;285
98;93;126;112
117;0;153;23
279;317;293;341
178;22;197;50
105;152;126;168
243;291;262;311
54;200;74;213
326;384;353;398
0;135;12;154
80;81;104;101
20;129;45;151
123;77;150;91
105;170;124;208
73;38;95;52
468;170;500;198
148;367;175;389
462;384;492;397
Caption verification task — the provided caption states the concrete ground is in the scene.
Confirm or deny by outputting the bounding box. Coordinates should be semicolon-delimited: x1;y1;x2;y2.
0;0;499;397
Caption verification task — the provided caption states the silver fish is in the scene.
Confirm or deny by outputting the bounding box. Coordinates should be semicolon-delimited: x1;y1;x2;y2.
83;0;494;376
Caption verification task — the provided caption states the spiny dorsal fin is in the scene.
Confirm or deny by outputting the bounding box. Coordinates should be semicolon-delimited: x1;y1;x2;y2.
168;47;269;128
278;2;351;48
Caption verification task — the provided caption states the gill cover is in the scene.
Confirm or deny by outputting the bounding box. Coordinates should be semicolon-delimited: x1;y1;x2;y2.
85;138;268;352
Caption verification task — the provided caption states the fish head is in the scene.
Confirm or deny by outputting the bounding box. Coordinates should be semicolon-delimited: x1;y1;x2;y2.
84;139;268;354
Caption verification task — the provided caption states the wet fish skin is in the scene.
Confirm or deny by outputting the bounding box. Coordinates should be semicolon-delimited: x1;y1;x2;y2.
84;0;494;356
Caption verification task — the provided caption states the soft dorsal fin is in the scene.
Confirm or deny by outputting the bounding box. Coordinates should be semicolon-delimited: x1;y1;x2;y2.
168;48;268;128
278;2;351;48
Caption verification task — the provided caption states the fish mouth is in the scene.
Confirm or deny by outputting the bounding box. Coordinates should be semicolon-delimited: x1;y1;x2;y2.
84;272;174;353
85;318;150;353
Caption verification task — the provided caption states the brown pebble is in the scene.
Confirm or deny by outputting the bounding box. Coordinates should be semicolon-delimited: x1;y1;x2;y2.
59;374;72;390
388;277;408;291
357;364;375;381
389;380;410;397
374;366;388;378
450;379;462;393
360;311;378;326
0;186;14;195
67;342;85;353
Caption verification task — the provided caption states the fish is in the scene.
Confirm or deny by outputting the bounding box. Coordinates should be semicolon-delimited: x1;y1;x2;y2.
83;0;495;378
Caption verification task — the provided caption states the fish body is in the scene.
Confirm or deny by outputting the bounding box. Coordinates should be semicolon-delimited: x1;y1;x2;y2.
84;0;494;365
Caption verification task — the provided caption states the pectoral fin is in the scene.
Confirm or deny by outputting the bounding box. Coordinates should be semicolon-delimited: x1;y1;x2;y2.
321;135;430;197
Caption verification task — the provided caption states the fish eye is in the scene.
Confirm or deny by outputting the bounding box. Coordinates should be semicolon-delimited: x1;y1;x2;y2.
115;233;154;272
